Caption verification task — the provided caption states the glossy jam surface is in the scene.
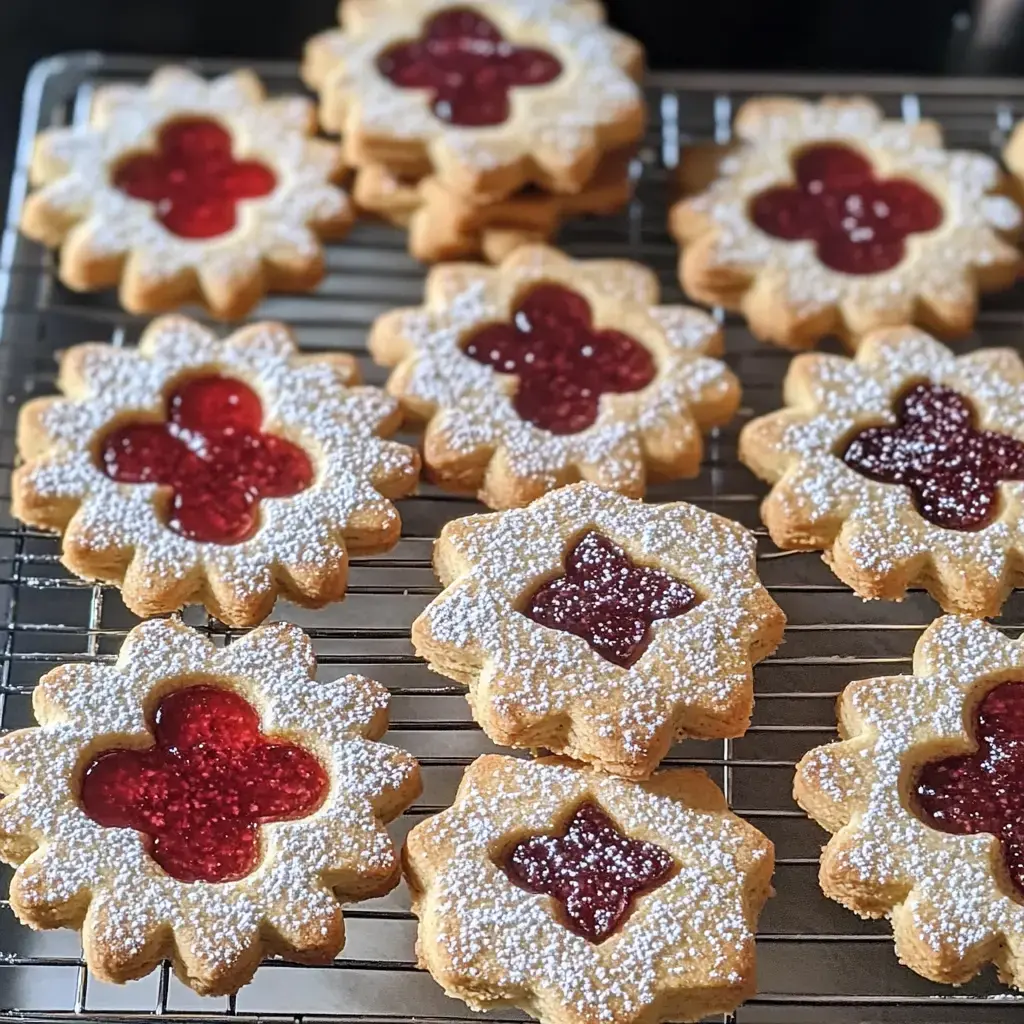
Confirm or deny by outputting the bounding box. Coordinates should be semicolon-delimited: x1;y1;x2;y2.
503;801;675;942
112;117;276;238
750;143;943;274
523;531;698;667
841;382;1024;531
463;284;655;435
376;7;562;127
98;374;314;545
79;685;328;883
915;681;1024;900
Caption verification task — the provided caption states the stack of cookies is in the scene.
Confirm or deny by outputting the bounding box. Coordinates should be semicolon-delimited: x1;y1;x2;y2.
301;0;647;262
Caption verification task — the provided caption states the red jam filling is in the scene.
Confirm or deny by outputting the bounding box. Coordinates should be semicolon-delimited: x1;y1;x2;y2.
841;382;1024;531
503;801;675;943
98;374;314;545
914;681;1024;901
79;685;328;883
112;117;276;239
523;531;698;668
463;284;656;435
750;143;943;274
375;7;562;127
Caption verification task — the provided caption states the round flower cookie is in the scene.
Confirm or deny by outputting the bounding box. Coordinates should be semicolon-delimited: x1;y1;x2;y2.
412;482;785;778
303;0;644;199
405;755;774;1024
370;245;740;509
20;66;352;319
12;315;420;626
671;96;1022;350
740;325;1024;617
0;618;421;995
796;615;1024;989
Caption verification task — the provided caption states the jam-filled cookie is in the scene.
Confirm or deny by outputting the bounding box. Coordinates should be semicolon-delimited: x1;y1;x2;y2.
20;66;352;319
0;618;421;995
12;315;419;626
671;97;1022;350
795;615;1024;988
740;326;1024;617
370;245;740;509
412;483;785;777
303;0;644;200
404;754;773;1024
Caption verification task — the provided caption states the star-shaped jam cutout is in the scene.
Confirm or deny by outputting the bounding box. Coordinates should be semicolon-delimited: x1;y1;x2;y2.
79;685;329;883
914;680;1024;901
112;117;277;239
375;8;563;127
502;801;676;943
462;284;656;435
749;143;943;274
840;382;1024;531
97;374;314;545
523;531;698;667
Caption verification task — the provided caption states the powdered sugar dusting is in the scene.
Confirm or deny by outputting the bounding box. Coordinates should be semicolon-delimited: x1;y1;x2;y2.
0;618;419;986
17;315;418;620
408;756;769;1021
415;483;783;769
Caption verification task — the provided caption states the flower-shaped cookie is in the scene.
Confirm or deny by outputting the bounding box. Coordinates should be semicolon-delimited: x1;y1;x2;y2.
0;618;421;995
740;326;1024;617
370;246;740;509
405;755;774;1024
12;315;419;626
303;0;644;199
20;66;352;319
412;483;785;778
794;615;1024;988
671;97;1022;350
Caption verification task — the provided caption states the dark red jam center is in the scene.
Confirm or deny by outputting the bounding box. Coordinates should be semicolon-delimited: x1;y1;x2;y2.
503;801;675;943
98;374;314;545
749;143;943;274
523;531;698;668
375;7;562;127
79;685;328;883
914;681;1024;901
841;382;1024;531
112;117;276;239
463;284;656;435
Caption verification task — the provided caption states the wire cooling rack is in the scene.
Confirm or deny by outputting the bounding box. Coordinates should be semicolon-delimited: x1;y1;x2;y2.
4;54;1024;1024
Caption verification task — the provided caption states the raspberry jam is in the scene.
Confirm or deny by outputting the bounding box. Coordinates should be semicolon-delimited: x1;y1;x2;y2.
750;143;943;274
112;117;276;239
375;7;562;127
914;681;1024;901
524;531;698;667
841;382;1024;531
503;802;675;942
463;284;656;435
79;685;328;883
98;374;314;545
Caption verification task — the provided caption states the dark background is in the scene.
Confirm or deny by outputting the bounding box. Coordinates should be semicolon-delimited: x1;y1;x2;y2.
3;0;1024;214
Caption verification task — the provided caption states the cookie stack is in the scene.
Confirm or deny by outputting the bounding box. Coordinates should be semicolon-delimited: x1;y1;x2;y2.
301;0;647;262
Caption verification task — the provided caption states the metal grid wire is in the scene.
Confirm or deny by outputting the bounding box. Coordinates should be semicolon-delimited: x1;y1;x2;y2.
4;55;1024;1024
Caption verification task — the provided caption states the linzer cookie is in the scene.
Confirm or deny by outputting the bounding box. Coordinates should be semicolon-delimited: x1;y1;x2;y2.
303;0;644;200
795;615;1024;989
412;483;785;778
12;315;419;626
370;245;739;509
671;96;1022;350
404;755;774;1023
739;326;1024;617
353;148;633;262
0;618;421;995
19;67;352;319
